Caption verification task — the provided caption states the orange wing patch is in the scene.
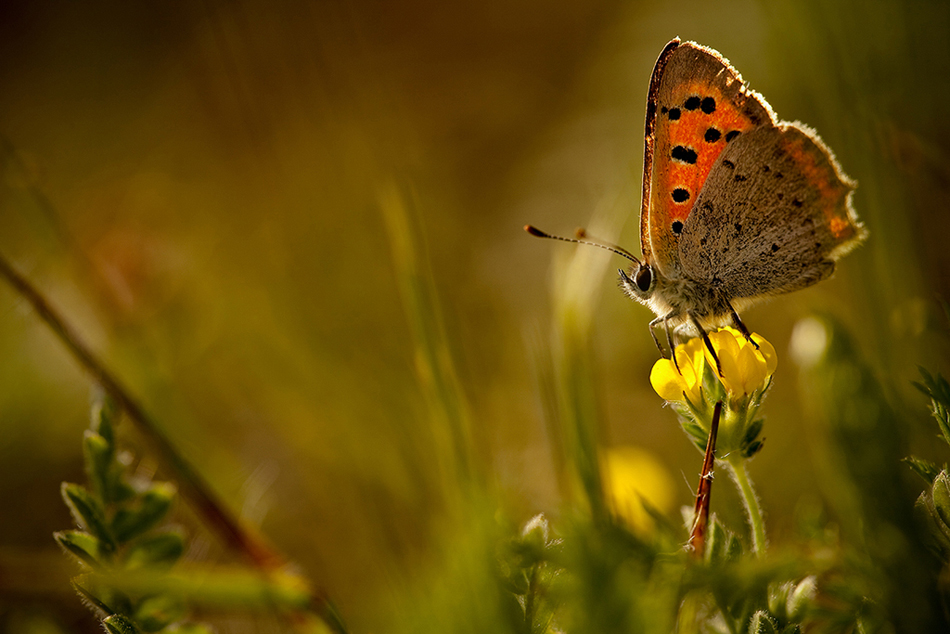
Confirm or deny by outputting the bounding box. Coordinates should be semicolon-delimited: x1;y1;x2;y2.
778;128;859;243
656;82;760;226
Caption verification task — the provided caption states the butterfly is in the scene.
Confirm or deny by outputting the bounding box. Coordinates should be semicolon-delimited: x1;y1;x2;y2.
526;38;866;362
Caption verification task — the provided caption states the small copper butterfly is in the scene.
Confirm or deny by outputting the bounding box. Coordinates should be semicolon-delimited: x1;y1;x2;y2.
526;38;866;358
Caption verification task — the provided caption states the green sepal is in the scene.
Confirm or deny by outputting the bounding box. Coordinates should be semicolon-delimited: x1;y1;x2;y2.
102;614;143;634
742;418;764;446
112;483;177;542
54;529;103;568
134;593;186;632
680;418;708;450
903;456;942;485
747;610;778;634
83;431;114;503
742;440;764;459
61;483;115;551
125;530;185;570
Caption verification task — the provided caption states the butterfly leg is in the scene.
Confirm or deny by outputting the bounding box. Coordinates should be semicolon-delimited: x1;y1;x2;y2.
690;313;722;376
727;301;759;350
648;314;681;373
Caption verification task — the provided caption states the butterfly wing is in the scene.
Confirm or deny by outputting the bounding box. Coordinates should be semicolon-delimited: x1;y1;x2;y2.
640;40;775;278
677;123;865;302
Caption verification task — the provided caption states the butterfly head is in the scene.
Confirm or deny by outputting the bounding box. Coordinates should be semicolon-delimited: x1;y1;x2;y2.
619;262;657;304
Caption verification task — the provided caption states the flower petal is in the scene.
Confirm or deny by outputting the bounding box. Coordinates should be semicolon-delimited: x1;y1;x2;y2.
752;334;778;375
650;358;687;402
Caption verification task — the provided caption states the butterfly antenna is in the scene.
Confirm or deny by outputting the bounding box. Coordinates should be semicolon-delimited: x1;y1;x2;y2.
573;228;641;262
524;225;641;265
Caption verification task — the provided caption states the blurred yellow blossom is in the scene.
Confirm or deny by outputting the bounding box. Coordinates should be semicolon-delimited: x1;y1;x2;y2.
602;446;674;533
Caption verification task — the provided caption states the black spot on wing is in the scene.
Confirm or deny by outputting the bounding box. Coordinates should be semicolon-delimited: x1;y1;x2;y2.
725;130;741;142
671;146;698;164
704;128;721;143
701;97;716;114
672;188;690;203
684;96;701;110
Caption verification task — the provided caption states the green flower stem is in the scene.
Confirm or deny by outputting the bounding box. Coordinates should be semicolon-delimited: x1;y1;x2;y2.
724;457;766;556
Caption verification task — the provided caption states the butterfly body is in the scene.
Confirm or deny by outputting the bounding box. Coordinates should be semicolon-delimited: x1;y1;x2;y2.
621;39;865;341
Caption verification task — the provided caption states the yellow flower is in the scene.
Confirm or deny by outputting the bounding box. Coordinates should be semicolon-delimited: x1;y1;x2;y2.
704;328;777;399
602;446;674;533
650;328;776;404
649;337;706;404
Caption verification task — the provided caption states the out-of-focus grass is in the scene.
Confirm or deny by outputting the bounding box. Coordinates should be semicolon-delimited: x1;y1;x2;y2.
1;0;949;631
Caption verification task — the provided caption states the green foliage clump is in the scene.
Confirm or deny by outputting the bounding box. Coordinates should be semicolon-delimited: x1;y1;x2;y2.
55;395;210;634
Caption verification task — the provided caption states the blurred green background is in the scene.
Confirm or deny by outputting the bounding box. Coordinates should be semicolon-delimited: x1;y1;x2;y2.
1;0;949;630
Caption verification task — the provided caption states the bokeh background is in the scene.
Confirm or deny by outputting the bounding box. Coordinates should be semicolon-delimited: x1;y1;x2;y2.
1;0;949;630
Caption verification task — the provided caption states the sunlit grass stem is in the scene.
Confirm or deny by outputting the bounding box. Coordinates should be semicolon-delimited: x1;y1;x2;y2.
724;456;766;556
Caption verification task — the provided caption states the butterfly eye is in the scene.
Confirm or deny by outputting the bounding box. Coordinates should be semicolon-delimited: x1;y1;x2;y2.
635;266;653;292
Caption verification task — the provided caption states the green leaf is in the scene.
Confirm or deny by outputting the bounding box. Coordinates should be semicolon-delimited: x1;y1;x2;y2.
112;483;176;542
915;368;950;448
705;515;742;565
125;531;185;571
134;594;186;632
61;483;114;550
748;610;778;634
91;392;119;447
903;456;941;485
54;530;103;568
914;492;950;560
83;431;113;503
102;615;142;634
931;471;950;529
